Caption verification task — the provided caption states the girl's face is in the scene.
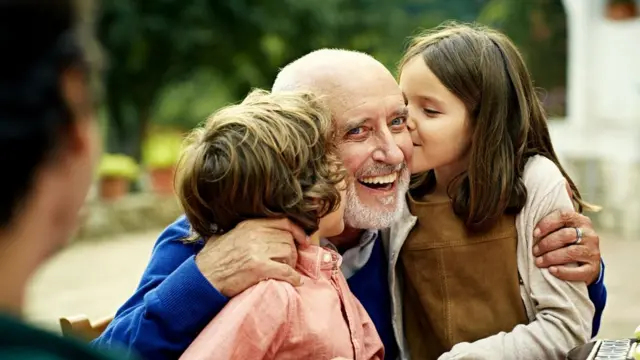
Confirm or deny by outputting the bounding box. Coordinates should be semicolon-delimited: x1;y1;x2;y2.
318;180;347;238
399;56;472;182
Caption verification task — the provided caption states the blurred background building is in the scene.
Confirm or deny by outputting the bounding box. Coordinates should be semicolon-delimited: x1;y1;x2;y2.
552;0;640;239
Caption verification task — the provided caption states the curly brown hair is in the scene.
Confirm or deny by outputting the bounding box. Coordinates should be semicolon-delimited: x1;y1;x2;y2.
175;89;346;241
400;22;599;233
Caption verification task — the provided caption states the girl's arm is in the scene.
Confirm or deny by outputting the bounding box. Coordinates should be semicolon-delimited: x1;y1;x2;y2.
179;279;295;360
440;156;594;360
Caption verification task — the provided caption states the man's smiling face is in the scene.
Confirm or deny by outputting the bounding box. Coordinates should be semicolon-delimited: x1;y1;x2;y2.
271;50;413;230
332;70;413;230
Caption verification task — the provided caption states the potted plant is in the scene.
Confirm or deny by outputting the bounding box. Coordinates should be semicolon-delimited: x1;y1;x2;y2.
97;153;139;201
143;131;183;195
606;0;638;20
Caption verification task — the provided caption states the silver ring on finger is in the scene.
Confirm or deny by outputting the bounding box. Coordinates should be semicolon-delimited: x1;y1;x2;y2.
573;227;583;245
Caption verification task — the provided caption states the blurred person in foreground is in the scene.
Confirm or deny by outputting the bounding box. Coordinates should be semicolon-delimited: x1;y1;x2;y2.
0;0;132;359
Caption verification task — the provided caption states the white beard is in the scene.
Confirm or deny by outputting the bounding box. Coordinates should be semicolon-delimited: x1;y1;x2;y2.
343;166;410;229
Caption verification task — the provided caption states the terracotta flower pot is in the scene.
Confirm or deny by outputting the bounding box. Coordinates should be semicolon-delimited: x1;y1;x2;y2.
607;2;638;20
99;176;130;201
149;166;175;195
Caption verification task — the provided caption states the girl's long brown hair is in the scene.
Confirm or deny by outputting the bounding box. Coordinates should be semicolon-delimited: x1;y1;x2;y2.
400;22;599;233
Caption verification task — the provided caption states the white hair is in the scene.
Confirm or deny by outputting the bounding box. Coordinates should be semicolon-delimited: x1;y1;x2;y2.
271;48;380;93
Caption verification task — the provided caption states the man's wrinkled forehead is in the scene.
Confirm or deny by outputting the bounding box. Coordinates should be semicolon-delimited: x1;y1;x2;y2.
336;94;406;128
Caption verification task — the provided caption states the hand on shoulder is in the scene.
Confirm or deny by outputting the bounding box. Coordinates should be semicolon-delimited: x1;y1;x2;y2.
195;218;309;297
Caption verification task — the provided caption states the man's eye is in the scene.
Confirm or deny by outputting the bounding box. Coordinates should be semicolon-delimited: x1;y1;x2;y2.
347;127;364;135
390;117;406;126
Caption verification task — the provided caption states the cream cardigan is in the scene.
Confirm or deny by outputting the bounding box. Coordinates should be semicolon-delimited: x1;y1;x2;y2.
382;155;594;360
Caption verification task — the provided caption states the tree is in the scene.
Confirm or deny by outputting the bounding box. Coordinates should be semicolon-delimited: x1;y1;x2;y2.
98;0;221;158
98;0;407;159
478;0;568;116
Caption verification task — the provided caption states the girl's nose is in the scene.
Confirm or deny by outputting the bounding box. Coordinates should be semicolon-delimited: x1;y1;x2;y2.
406;116;416;131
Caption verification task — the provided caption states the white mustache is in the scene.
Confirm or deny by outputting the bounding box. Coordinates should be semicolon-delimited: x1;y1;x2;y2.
356;163;406;178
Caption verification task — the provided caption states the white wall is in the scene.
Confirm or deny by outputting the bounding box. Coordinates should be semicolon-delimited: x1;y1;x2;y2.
555;0;640;161
555;0;640;236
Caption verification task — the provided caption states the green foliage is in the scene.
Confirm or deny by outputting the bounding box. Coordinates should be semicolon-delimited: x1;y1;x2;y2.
142;131;184;169
98;153;139;180
151;70;232;130
97;0;569;159
477;0;509;26
478;0;568;116
98;0;416;158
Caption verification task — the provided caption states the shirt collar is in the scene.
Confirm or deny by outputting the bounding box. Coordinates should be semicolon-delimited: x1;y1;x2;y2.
320;229;379;279
295;245;341;280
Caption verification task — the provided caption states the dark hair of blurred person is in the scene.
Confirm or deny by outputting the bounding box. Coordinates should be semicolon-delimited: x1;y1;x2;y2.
0;0;132;358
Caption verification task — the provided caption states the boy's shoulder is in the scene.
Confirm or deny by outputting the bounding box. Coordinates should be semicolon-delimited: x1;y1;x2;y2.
218;279;300;329
232;279;299;308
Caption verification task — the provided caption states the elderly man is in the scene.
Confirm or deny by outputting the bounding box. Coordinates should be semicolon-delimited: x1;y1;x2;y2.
93;49;606;360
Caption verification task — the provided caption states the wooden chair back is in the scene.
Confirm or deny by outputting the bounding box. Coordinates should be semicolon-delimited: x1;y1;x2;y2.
59;314;113;341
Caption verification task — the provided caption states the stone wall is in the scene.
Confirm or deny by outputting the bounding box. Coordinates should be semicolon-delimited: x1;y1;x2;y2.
74;194;183;242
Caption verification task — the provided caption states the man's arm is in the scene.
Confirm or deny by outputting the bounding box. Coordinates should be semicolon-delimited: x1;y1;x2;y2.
92;216;307;360
531;210;607;336
587;261;607;336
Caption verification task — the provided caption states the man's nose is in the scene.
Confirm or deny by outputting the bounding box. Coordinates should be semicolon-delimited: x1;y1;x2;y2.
372;135;405;165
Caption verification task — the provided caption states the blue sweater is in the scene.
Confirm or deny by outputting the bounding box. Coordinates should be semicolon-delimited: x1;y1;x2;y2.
93;216;607;359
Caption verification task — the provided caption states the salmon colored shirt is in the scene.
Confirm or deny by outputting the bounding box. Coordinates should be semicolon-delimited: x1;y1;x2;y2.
179;244;384;360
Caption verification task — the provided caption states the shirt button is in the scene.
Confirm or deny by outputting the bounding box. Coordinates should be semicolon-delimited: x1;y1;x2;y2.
323;253;332;263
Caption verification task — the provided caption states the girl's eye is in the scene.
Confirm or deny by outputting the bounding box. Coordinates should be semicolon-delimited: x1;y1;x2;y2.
423;108;440;116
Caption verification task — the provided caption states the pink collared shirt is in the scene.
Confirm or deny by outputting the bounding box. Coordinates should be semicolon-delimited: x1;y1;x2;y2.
179;245;384;360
